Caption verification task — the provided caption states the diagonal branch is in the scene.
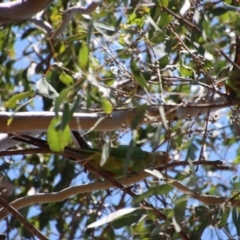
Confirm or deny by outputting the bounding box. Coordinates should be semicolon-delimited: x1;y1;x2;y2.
0;196;48;240
51;1;101;39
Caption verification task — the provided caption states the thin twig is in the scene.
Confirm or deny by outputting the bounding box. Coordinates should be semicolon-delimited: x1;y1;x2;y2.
162;6;240;71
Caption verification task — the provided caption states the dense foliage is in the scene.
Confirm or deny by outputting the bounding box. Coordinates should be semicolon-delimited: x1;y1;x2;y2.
1;0;240;239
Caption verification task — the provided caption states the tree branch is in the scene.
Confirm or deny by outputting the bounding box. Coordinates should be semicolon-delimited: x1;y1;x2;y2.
0;159;233;220
0;171;152;220
0;97;238;150
0;196;48;240
0;99;238;134
51;1;101;39
0;0;53;24
161;173;240;207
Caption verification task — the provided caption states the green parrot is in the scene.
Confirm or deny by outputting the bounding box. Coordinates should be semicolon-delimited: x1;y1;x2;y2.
10;133;171;178
68;143;170;178
219;34;240;99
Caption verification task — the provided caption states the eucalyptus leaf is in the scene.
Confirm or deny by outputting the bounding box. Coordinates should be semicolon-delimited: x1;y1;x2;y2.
78;41;89;71
5;89;35;109
93;21;116;36
59;73;73;86
87;208;138;228
47;117;72;152
36;77;59;99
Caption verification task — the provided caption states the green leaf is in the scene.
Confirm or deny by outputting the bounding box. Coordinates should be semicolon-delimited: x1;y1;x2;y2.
127;6;149;28
186;141;198;160
47;117;72;152
5;89;35;109
93;21;116;36
218;206;230;228
111;209;145;229
87;208;138;228
232;207;240;237
59;73;73;86
179;59;194;77
146;169;167;180
133;184;173;203
54;86;72;117
158;12;172;28
151;221;172;237
150;31;165;44
190;206;211;239
101;98;112;114
195;206;209;217
127;12;144;27
158;55;169;68
87;20;94;45
131;59;149;90
7;97;35;125
173;197;188;231
60;103;71;131
65;30;88;42
89;56;100;69
131;104;147;129
36;77;59;99
159;0;169;7
78;41;89;71
100;140;110;166
101;225;115;239
21;28;38;39
69;95;81;117
203;42;219;54
208;7;229;17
